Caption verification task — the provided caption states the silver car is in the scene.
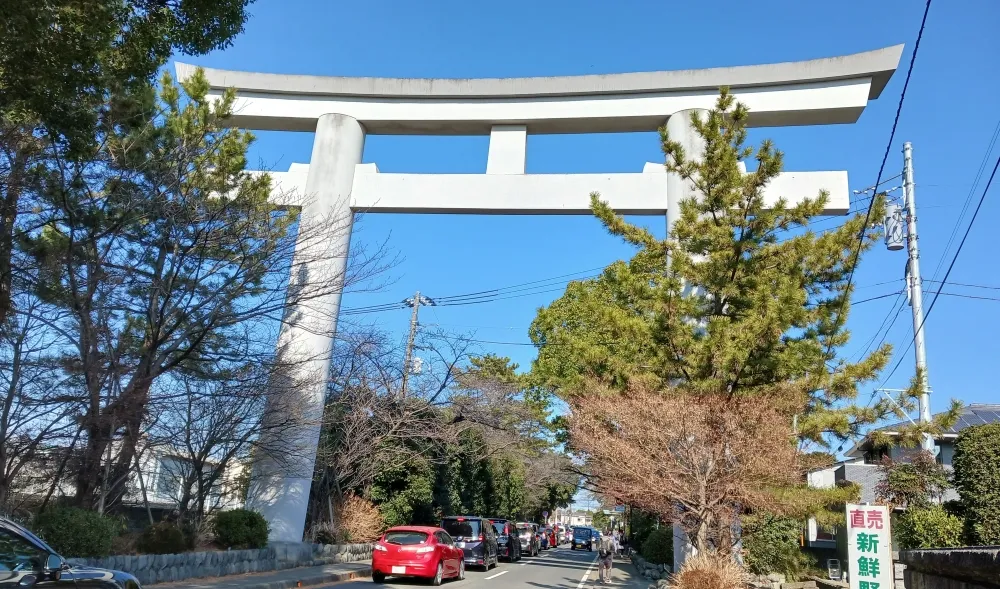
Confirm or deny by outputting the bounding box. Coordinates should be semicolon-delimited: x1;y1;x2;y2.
515;523;540;557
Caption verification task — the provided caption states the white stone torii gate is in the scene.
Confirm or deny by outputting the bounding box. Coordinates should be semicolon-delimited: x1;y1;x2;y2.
176;43;902;543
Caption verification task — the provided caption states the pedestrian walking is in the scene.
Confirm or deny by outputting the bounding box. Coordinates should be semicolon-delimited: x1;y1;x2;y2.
597;529;615;583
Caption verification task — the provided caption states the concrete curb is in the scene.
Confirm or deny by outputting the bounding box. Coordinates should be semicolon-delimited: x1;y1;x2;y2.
241;568;372;589
149;563;373;589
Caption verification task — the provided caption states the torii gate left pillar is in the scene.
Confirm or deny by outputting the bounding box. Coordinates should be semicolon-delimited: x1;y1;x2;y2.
245;114;364;543
180;43;903;543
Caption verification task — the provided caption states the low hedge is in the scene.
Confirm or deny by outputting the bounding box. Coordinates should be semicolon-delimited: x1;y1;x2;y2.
213;508;269;549
32;507;122;558
895;505;964;549
641;527;673;565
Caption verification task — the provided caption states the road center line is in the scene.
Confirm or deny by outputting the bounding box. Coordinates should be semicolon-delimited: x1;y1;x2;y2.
485;570;509;580
576;556;599;589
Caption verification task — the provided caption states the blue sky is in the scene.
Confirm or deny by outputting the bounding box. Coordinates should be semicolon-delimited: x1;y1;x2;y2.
182;0;1000;424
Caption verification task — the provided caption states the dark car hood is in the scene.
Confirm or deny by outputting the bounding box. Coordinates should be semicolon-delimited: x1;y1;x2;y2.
67;564;141;588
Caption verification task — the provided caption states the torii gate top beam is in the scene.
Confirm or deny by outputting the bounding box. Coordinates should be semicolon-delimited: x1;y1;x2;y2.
176;45;902;134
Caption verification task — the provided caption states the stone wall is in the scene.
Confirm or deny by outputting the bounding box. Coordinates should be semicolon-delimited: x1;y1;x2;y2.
897;547;1000;589
631;552;672;586
66;542;373;586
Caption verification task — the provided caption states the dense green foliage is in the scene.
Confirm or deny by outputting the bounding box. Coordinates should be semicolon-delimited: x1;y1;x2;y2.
0;0;252;143
32;507;121;558
640;528;673;565
0;0;253;331
895;506;964;549
592;510;611;532
137;522;190;555
742;514;812;578
952;423;1000;545
369;426;575;526
876;452;950;509
628;509;660;549
213;509;269;549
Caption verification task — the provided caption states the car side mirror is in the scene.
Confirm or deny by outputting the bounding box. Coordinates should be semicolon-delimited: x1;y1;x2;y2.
44;554;63;581
18;574;38;587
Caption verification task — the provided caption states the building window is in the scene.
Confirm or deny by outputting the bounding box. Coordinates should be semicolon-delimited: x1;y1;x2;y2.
156;457;188;497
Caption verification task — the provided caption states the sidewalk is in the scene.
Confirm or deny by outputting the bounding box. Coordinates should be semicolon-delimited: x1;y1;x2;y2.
582;555;653;588
151;561;371;589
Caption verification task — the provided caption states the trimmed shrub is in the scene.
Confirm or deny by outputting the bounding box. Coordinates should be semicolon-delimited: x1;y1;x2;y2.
742;514;813;578
31;507;122;558
673;550;748;589
895;505;963;549
953;422;1000;545
640;527;673;565
213;508;269;549
137;521;190;554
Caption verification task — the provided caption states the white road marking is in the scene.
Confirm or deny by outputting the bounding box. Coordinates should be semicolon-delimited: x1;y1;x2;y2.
518;562;527;566
576;555;599;589
485;570;508;580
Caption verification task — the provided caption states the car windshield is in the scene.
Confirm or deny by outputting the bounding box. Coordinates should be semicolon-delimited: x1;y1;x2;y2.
383;531;428;545
491;522;506;535
442;519;480;538
574;528;592;538
516;526;532;535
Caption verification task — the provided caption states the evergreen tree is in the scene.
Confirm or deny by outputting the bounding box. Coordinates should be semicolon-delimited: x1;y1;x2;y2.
1;0;254;328
531;89;956;451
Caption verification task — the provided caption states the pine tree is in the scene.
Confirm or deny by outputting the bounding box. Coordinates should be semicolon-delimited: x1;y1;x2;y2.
531;89;956;451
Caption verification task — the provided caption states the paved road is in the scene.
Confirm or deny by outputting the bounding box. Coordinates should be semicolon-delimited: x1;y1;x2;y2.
317;546;647;589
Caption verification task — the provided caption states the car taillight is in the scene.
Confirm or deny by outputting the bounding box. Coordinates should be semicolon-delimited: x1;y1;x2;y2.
478;534;484;541
415;546;435;554
374;544;388;552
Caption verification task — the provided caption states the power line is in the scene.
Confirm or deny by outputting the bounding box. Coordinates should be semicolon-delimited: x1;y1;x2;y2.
839;0;933;329
435;266;606;302
873;150;1000;389
340;266;606;315
924;279;1000;291
850;292;907;364
934;291;1000;303
927;118;1000;285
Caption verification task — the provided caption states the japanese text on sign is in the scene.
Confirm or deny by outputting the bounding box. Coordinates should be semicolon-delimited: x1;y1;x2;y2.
845;504;893;589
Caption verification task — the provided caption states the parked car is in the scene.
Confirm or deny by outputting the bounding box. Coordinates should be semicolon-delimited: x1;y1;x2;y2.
440;516;499;570
571;526;594;551
515;522;540;557
488;518;521;562
0;516;142;588
372;526;465;585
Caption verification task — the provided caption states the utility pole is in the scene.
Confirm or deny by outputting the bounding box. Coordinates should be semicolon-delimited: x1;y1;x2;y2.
401;291;434;398
901;141;935;453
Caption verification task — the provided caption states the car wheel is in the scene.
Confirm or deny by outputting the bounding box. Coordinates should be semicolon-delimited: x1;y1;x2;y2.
372;571;386;584
431;562;443;586
458;560;465;581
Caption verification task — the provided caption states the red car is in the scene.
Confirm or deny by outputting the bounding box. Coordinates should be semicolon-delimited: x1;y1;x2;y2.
372;526;467;585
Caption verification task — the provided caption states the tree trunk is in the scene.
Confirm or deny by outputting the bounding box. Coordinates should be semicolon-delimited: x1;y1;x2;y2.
0;130;30;327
